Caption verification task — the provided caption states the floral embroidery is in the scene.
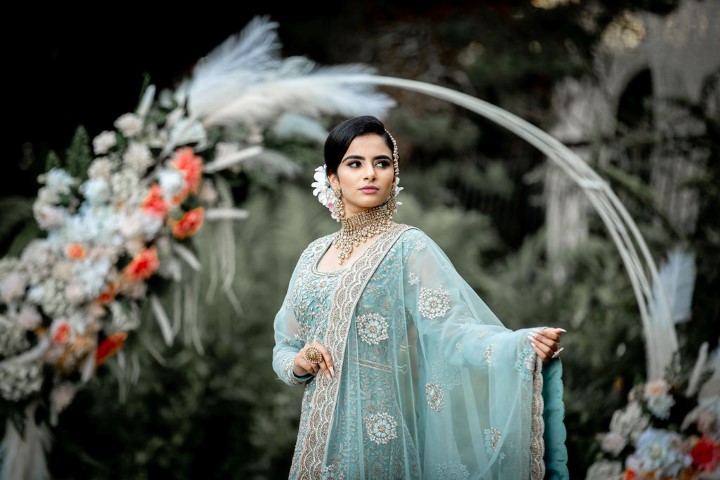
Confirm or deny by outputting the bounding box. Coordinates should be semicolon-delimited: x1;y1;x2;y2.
484;427;502;454
320;462;345;480
365;412;398;444
435;462;470;480
419;287;450;320
293;321;311;342
414;241;427;251
407;272;419;285
426;382;446;413
514;344;536;380
485;344;495;366
356;313;389;345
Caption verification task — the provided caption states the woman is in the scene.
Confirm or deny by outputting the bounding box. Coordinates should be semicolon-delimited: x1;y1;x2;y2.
272;115;568;479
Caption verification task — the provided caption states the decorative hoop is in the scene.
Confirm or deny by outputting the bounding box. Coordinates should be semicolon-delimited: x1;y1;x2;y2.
341;74;676;381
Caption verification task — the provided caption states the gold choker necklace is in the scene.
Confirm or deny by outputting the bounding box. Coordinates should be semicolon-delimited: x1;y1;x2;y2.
333;204;393;265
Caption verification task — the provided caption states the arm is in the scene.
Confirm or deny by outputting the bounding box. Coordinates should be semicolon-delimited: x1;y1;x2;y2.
271;259;313;386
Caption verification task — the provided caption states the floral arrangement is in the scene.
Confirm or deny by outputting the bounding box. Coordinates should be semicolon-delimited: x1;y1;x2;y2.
586;352;720;480
0;15;395;479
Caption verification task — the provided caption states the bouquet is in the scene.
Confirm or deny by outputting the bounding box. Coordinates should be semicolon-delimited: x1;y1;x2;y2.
586;349;720;480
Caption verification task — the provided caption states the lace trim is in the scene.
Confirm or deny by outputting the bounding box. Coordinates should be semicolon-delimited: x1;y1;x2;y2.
292;224;413;479
530;357;546;480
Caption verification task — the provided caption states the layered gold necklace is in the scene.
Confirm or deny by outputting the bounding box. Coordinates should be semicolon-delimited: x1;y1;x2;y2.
333;204;393;265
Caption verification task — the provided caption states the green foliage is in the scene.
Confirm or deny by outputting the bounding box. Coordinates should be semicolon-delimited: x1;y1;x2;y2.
0;196;35;257
64;126;93;181
44;150;61;172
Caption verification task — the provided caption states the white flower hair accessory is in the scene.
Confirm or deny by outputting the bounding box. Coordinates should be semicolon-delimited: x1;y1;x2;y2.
311;165;403;221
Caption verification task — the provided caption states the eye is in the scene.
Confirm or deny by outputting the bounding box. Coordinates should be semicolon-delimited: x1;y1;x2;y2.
375;159;391;168
347;161;362;168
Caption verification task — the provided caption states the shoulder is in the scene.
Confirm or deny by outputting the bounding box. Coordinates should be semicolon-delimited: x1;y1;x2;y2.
391;224;439;260
296;232;334;263
395;224;433;245
306;232;335;251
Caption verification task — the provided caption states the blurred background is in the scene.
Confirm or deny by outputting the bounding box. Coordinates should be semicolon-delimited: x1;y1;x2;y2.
2;0;718;478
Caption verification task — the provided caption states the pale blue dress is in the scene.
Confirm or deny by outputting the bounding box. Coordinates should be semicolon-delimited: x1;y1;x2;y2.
272;225;568;479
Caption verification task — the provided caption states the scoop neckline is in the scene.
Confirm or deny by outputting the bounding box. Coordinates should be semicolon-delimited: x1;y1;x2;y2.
312;238;349;275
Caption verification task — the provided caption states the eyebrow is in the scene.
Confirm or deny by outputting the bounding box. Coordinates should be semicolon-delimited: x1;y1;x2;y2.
341;154;392;163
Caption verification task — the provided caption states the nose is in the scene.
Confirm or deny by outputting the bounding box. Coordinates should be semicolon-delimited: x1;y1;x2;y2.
363;163;376;180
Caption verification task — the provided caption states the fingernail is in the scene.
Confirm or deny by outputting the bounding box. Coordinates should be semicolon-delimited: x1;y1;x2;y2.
325;372;331;380
529;340;537;347
329;366;335;377
557;328;567;333
528;333;538;339
556;347;565;355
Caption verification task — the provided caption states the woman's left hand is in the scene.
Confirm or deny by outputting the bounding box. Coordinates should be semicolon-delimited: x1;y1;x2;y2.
529;327;566;363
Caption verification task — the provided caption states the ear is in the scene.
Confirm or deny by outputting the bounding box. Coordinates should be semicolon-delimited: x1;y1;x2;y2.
328;172;340;191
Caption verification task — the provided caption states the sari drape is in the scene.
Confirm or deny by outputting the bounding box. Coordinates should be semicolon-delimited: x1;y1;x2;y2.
272;224;568;479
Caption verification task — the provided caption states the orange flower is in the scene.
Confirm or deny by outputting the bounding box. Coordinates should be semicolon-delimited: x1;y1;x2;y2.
123;247;160;282
141;183;168;218
95;331;128;367
96;282;118;304
171;147;203;196
51;319;72;345
65;243;86;259
171;207;204;240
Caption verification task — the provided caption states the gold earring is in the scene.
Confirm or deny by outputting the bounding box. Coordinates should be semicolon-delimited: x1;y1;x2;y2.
387;189;397;217
334;188;345;221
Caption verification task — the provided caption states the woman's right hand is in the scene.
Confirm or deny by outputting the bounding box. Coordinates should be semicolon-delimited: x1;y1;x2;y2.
295;342;335;380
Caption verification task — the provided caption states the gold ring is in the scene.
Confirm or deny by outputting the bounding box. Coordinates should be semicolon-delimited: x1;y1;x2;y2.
304;346;323;364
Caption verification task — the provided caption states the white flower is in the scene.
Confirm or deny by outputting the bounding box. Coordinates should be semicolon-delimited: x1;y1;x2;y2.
158;168;185;202
93;131;117;154
42;168;76;194
644;379;675;420
88;157;115;178
17;305;42;330
647;393;675;420
0;271;28;303
64;282;87;305
600;431;627;456
123;141;154;174
311;165;333;206
114;113;143;137
630;428;692;477
80;177;111;205
33;205;67;230
610;401;650;442
585;460;622;480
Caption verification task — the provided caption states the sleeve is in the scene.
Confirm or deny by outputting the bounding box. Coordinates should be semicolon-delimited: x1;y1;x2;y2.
542;359;570;479
271;254;314;386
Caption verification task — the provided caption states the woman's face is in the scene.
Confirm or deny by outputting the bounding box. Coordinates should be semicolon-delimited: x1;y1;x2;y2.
328;133;395;218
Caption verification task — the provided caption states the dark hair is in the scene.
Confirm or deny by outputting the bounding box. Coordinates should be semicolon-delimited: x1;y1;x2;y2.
323;116;394;175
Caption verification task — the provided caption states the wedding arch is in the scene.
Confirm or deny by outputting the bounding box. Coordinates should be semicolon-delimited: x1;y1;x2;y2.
340;74;679;382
